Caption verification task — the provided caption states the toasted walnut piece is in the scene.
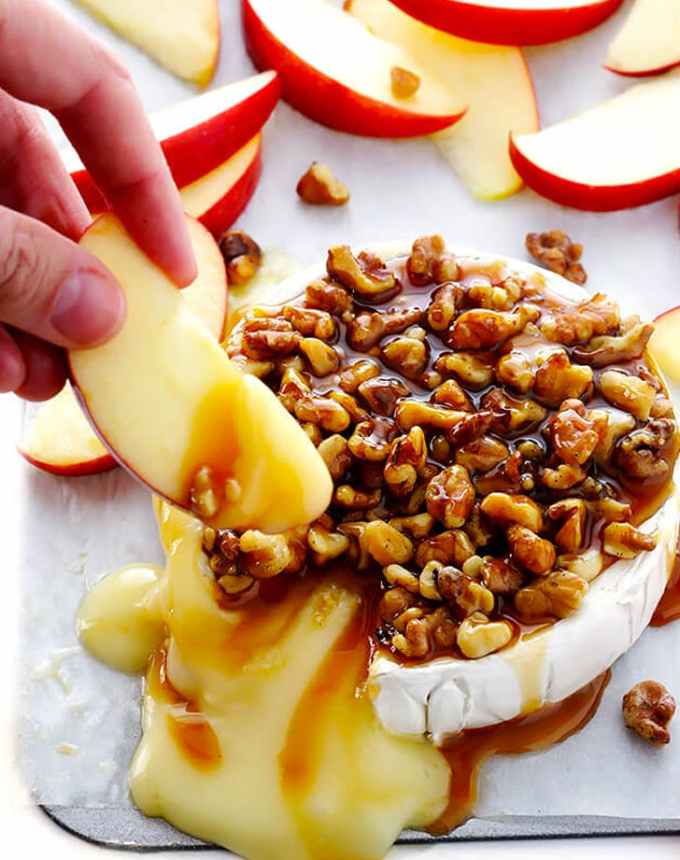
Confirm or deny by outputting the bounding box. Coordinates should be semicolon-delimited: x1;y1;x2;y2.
304;279;353;316
558;547;603;583
383;563;420;593
334;484;381;510
190;465;221;520
357;376;410;417
480;492;543;532
548;401;605;466
446;411;495;449
466;278;518;311
651;396;675;419
507;525;556;575
481;388;547;433
462;554;484;578
602;522;658;560
395;400;466;432
217;573;256;596
598;370;656;421
283;306;337;341
623;681;676;746
547;498;587;553
429;607;459;649
434;351;495;390
407;235;459;286
278;366;310;411
328;389;369;424
426;465;475;529
573;322;654;368
299;338;340;376
431;379;473;411
541;463;586;490
339;358;381;393
541;293;620;346
317;435;352;481
465;503;495;549
389;513;435;541
481;557;525;595
337;521;372;569
426;283;462;332
295;392;351;433
283;525;310;575
381;336;428;379
474;451;524;496
449;305;540;350
348;417;395;462
243;326;301;361
496;350;535;393
392;617;431;659
613;419;676;481
592;498;632;524
384;426;427;497
379;586;417;622
392;606;426;632
593;408;636;466
517;439;546;462
346;311;385;351
457;612;513;659
390;65;421;98
456;437;509;473
302;422;322;446
327;246;397;302
418;560;443;600
455;580;495;617
296;162;349;206
533;351;593;406
415;529;476;569
307;522;350;565
218;230;262;285
239;531;292;579
361;520;414;566
430;434;452;463
515;571;588;620
525;229;586;284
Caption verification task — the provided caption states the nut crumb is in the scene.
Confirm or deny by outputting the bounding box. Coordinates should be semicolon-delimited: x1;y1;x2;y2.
297;162;350;206
218;230;262;285
623;680;676;745
526;229;586;285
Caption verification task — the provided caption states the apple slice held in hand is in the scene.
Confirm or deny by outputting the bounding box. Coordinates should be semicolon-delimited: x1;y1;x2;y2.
509;70;680;211
75;0;220;85
69;214;332;532
348;0;538;200
242;0;466;137
386;0;624;46
605;0;680;77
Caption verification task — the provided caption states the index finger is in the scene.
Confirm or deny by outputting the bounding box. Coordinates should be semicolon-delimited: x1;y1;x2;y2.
0;0;196;286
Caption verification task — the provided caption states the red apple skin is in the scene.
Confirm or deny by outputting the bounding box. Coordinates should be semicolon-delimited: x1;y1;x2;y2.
242;0;464;137
18;448;117;477
198;142;263;237
605;59;680;78
508;133;680;211
73;72;280;212
387;0;624;46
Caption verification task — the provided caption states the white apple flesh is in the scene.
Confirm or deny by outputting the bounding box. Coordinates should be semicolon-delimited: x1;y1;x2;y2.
510;69;680;210
650;307;680;386
606;0;680;77
69;214;332;532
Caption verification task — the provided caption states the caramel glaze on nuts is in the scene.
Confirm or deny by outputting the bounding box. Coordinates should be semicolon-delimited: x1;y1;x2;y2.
218;235;678;664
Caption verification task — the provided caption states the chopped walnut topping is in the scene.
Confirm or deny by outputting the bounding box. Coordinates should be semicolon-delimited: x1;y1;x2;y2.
384;427;427;497
283;306;337;341
358;376;410;416
434;351;495;389
339;358;380;393
426;283;462;332
379;586;417;622
243;319;301;361
533;351;593;406
299;338;340;376
547;499;586;553
548;399;606;466
407;235;459;286
507;525;556;575
390;512;435;540
431;379;473;412
602;522;658;559
296;162;350;206
541;463;586;491
541;293;620;346
515;570;588;620
239;530;292;579
348;416;396;462
426;465;475;529
480;492;543;532
218;230;262;285
381;335;428;379
449;305;540;351
327;246;397;302
415;529;476;569
383;563;420;593
525;230;586;285
481;557;525;595
613;419;676;481
363;520;414;566
623;680;676;745
307;521;350;565
190;465;221;520
598;370;656;421
334;484;381;510
391;65;421;98
573;321;654;368
456;436;509;473
481;388;547;433
457;612;513;659
318;434;352;481
395;400;466;433
305;279;353;316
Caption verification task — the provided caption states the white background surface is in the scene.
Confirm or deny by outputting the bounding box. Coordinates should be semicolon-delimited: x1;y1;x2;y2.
2;0;680;857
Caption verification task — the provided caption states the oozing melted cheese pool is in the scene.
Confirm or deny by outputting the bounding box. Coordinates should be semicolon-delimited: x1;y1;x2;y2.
78;500;450;860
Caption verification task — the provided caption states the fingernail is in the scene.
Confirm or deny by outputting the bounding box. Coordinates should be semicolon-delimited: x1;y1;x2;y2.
51;269;126;347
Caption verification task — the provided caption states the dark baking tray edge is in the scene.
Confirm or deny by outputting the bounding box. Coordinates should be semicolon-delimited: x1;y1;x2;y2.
41;805;680;851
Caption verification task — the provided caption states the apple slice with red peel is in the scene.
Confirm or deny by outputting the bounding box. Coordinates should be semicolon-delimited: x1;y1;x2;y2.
348;0;538;200
606;0;680;77
74;0;220;85
242;0;466;137
509;70;680;211
69;214;332;532
386;0;624;45
650;307;680;386
19;384;117;477
69;72;279;212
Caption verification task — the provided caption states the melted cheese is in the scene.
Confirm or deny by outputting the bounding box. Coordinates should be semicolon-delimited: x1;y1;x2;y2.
79;501;449;860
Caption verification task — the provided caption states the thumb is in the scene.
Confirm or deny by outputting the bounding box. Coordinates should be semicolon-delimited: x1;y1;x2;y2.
0;206;125;348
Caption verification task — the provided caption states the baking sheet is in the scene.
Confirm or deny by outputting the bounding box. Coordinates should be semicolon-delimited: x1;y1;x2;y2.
15;0;680;848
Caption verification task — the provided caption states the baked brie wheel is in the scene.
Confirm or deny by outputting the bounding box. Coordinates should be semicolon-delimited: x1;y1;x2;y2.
219;235;679;742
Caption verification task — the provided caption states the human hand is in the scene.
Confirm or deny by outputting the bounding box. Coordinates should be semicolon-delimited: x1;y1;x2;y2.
0;0;196;401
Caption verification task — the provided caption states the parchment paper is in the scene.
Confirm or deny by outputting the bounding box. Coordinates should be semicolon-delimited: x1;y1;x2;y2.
16;0;680;829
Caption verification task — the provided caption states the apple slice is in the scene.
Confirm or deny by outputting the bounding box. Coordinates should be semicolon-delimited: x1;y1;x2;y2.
18;384;117;477
650;307;680;386
68;72;279;213
69;214;332;532
386;0;624;45
242;0;466;138
348;0;538;199
509;70;680;211
74;0;220;85
605;0;680;77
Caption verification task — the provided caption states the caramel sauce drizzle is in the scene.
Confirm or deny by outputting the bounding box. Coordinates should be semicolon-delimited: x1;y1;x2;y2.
652;540;680;627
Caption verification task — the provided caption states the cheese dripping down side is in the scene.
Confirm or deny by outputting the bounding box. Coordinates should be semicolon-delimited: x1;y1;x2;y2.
77;499;449;860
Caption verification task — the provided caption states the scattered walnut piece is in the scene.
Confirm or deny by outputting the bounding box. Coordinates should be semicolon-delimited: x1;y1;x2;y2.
514;570;588;620
218;230;262;285
623;681;676;745
598;370;656;421
407;235;459;286
391;65;421;99
328;246;397;302
525;229;586;285
296;162;349;206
